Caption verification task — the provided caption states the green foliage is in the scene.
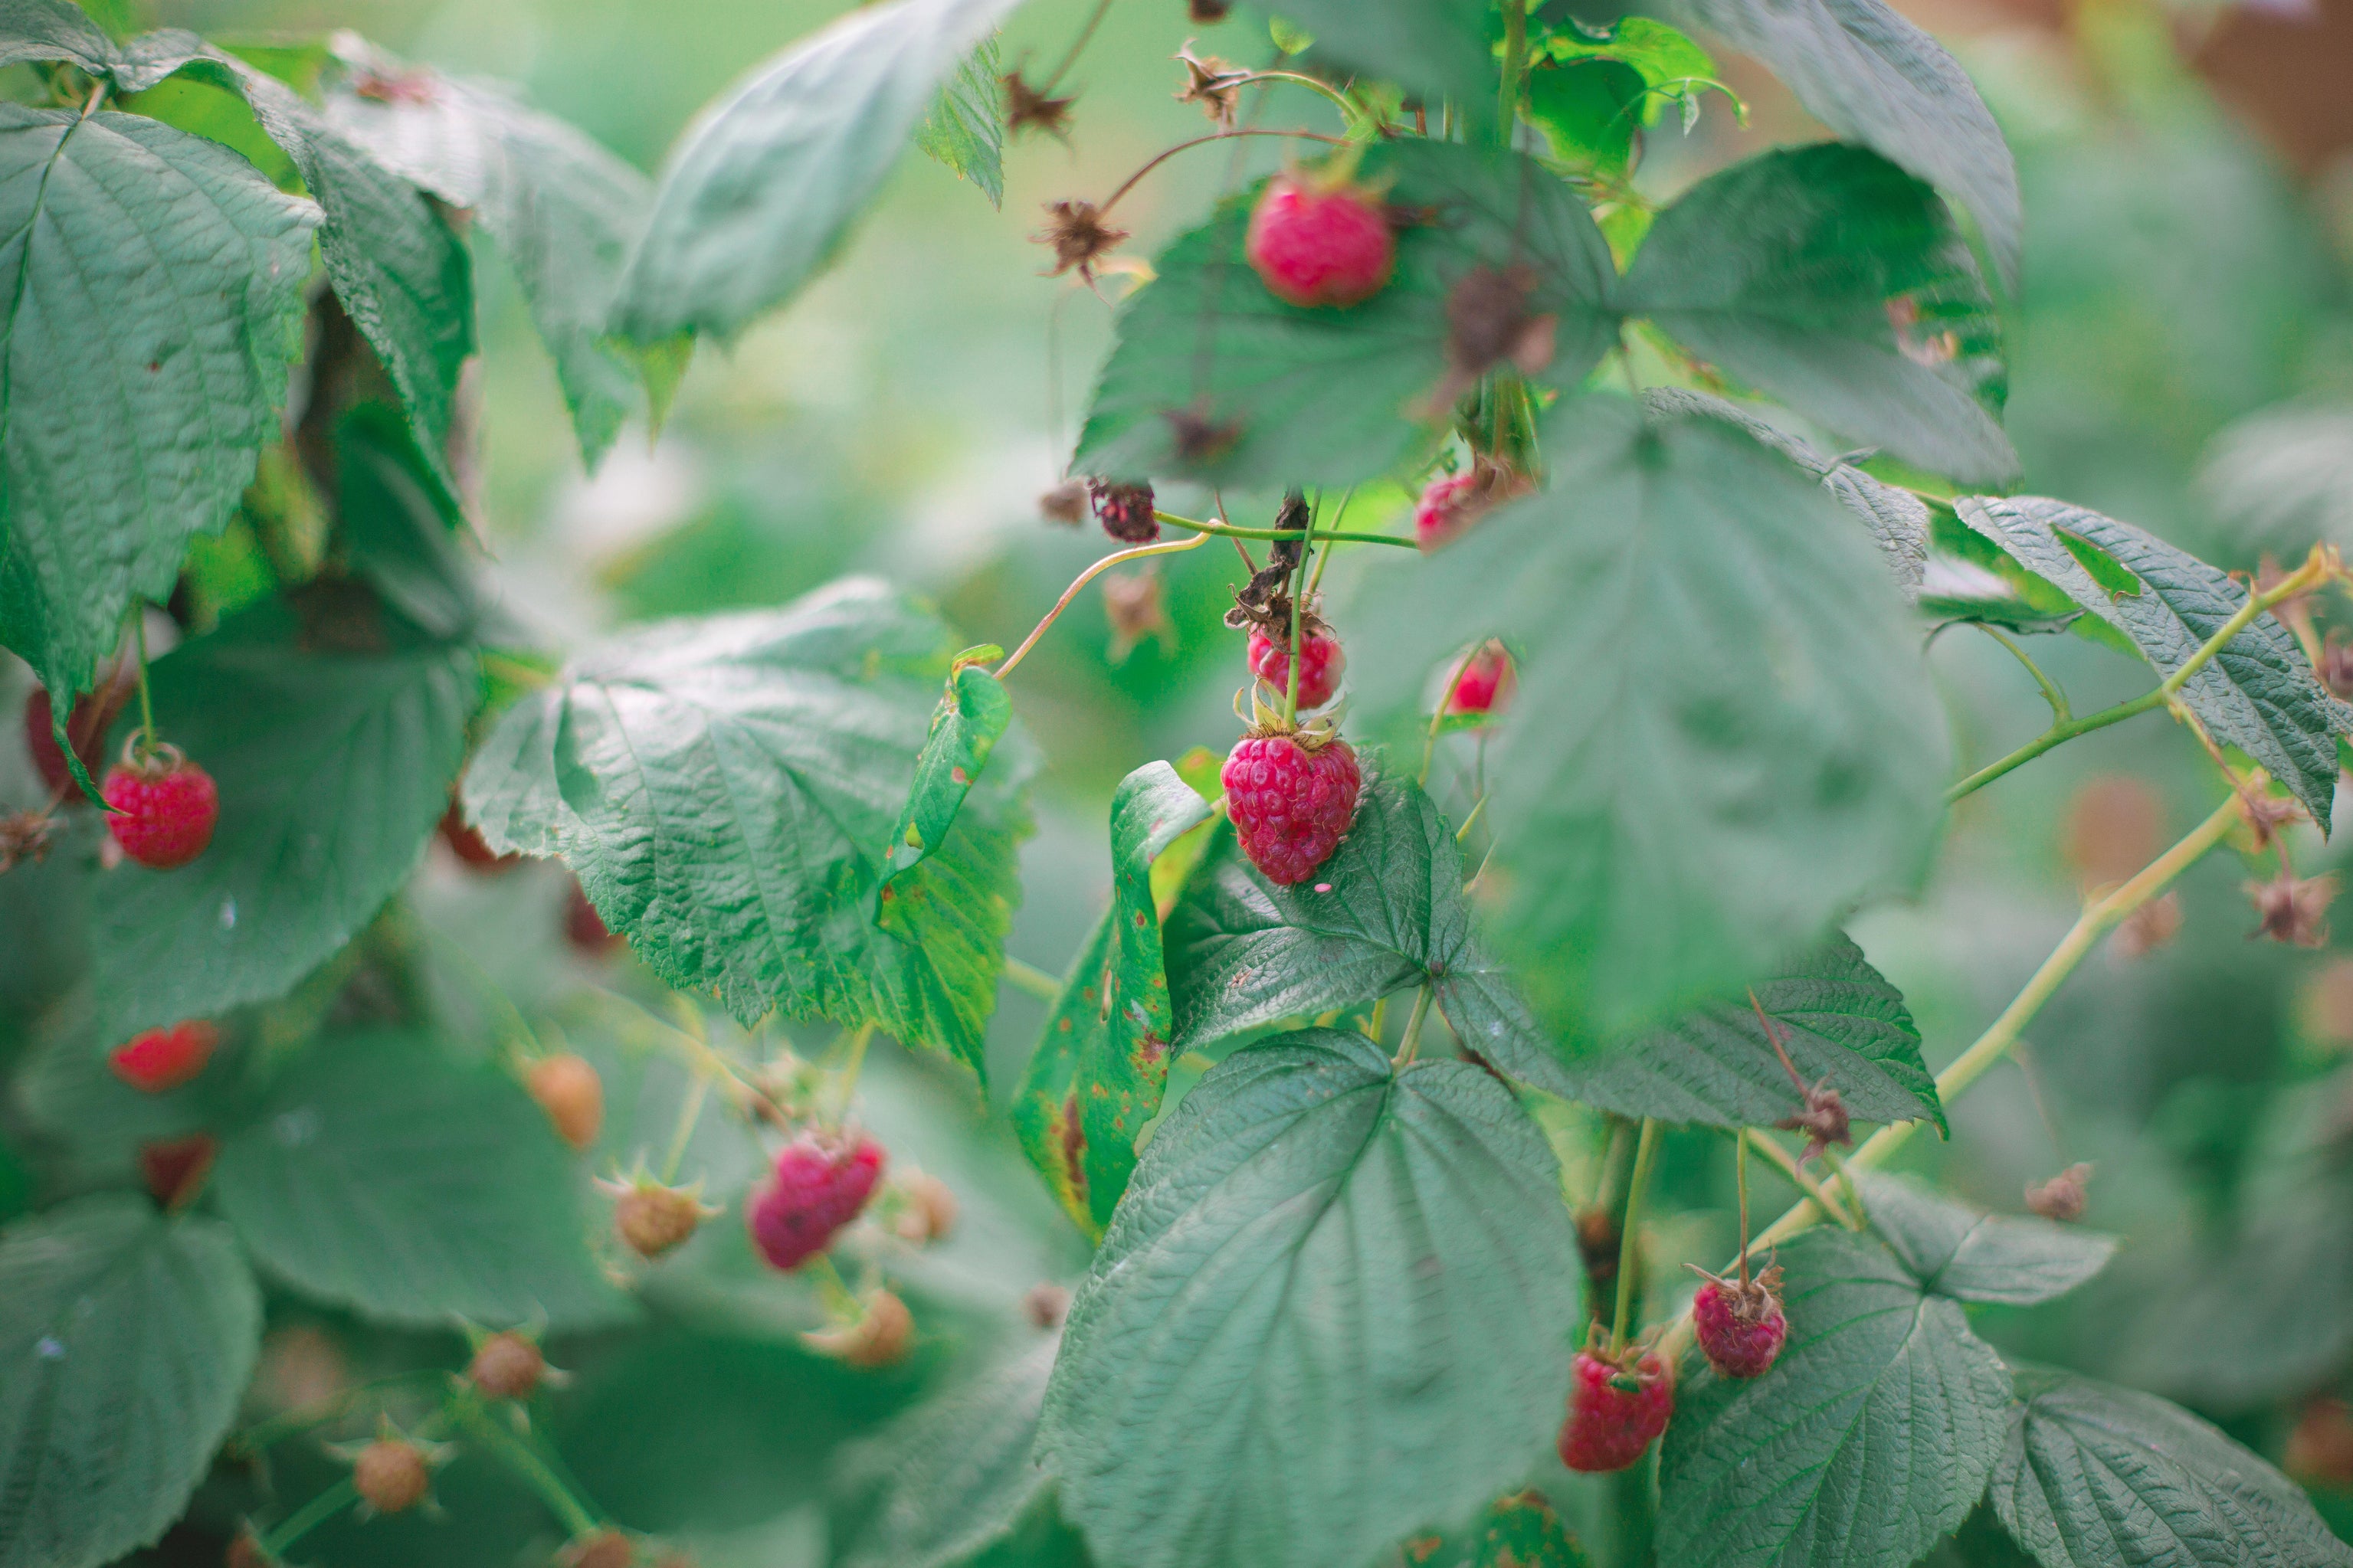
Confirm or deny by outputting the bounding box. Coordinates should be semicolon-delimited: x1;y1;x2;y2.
1263;0;1496;125
0;103;314;700
1523;17;1726;175
1991;1367;2353;1568
1959;494;2351;827
1470;1491;1594;1568
1658;1226;2016;1568
1550;935;1942;1131
1038;1029;1582;1568
213;1028;632;1327
0;1196;261;1568
1074;141;1617;489
2199;401;2353;552
913;34;1003;208
1012;760;1211;1236
1624;143;2013;484
463;578;1032;1077
882;658;1012;897
611;0;1019;342
1853;1174;2117;1305
1346;397;1948;1037
84;607;477;1046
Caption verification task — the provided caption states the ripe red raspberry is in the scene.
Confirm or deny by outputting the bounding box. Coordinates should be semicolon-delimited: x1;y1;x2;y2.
1558;1343;1673;1472
1415;472;1483;551
1447;641;1516;716
565;880;625;955
110;1020;220;1092
102;748;218;869
439;798;517;872
1692;1267;1788;1380
139;1133;218;1210
24;687;106;797
1245;171;1394;309
1221;730;1361;885
1246;625;1345;711
1090;479;1158;542
746;1133;886;1271
527;1053;605;1151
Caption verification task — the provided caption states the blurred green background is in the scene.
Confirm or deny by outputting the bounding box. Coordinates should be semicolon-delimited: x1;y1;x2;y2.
10;0;2353;1559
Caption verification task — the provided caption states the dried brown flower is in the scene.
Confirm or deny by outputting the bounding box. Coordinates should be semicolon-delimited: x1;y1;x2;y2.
1034;199;1129;284
1103;567;1174;663
1002;70;1076;139
2246;866;2337;947
1175;47;1246;128
1039;477;1089;526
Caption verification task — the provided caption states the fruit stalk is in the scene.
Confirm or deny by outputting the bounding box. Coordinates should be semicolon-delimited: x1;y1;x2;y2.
995;532;1211;681
1610;1118;1660;1357
1152;509;1414;549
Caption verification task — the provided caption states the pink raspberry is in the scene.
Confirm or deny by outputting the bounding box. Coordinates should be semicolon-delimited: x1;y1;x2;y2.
1221;731;1361;885
1447;641;1516;716
1246;625;1345;711
1244;172;1394;309
1558;1344;1674;1473
1415;472;1483;551
1692;1268;1788;1380
102;750;218;869
110;1020;219;1092
747;1134;886;1271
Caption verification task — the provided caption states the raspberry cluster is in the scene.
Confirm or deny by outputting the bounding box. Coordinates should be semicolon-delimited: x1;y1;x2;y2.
1245;172;1395;309
1222;732;1362;885
1693;1268;1789;1380
1558;1344;1675;1473
746;1134;886;1271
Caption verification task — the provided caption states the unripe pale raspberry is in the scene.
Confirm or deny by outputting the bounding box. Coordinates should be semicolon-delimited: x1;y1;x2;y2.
1558;1345;1673;1473
1245;172;1394;309
561;1529;636;1568
890;1170;959;1244
746;1133;886;1271
352;1439;431;1514
1447;642;1516;716
1246;626;1345;711
1692;1269;1788;1380
1221;732;1360;885
103;751;218;869
609;1178;716;1259
111;1020;219;1092
528;1053;605;1151
801;1288;914;1368
467;1331;546;1399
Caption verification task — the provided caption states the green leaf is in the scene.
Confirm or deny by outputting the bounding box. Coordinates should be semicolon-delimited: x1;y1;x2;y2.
1037;1029;1583;1568
213;1028;634;1328
0;1196;261;1568
1958;494;2351;830
1549;935;1942;1132
1852;1173;2116;1305
0;0;115;75
913;33;1003;208
1265;0;1495;123
838;1333;1069;1568
1162;767;1556;1075
2198;401;2353;554
1471;1491;1594;1568
1657;1226;2014;1568
1663;0;2022;287
1073;141;1618;490
1624;143;2013;484
463;578;1033;1078
1991;1367;2353;1568
1522;57;1647;175
880;660;1012;898
612;0;1018;342
1011;761;1212;1237
1343;394;1949;1039
1642;387;1929;601
84;608;476;1047
1920;506;2092;637
336;403;503;644
321;38;654;466
0;103;315;702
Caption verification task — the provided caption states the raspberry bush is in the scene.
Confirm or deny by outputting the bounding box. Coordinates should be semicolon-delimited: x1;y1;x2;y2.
2;0;2352;1566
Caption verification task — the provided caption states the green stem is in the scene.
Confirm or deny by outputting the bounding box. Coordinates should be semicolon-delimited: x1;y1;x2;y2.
831;1023;875;1121
1283;504;1312;725
1419;645;1483;789
1001;956;1064;1001
1733;1128;1751;1286
457;1398;600;1537
1610;1118;1660;1355
1231;69;1355;119
807;1252;863;1315
1742;1127;1857;1229
1974;624;2070;722
1039;0;1114;90
1099;128;1349;214
132;607;155;761
1497;0;1528;143
260;1480;358;1558
1391;984;1434;1067
1946;688;2165;803
659;1072;710;1185
995;531;1211;681
1152;510;1414;549
1594;1118;1634;1214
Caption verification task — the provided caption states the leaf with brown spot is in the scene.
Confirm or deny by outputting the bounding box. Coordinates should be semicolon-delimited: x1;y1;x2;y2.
1013;761;1212;1236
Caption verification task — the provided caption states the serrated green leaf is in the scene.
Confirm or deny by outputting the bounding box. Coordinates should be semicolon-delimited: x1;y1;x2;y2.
336;402;505;644
1642;388;1929;600
1852;1173;2116;1305
1522;57;1647;175
1266;0;1495;123
1920;506;2093;637
2198;401;2353;554
1162;766;1557;1073
837;1333;1071;1568
1074;141;1617;490
1343;394;1948;1039
612;0;1018;342
1658;1226;2014;1568
0;103;315;702
1958;494;2350;830
1038;1029;1582;1568
85;608;476;1047
1991;1367;2353;1568
214;1028;633;1327
0;1196;261;1568
1011;761;1211;1236
0;0;116;75
1624;143;2014;484
1662;0;2021;287
880;661;1012;899
1549;934;1942;1131
462;578;1033;1078
1471;1491;1594;1568
322;38;654;466
913;33;1003;208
